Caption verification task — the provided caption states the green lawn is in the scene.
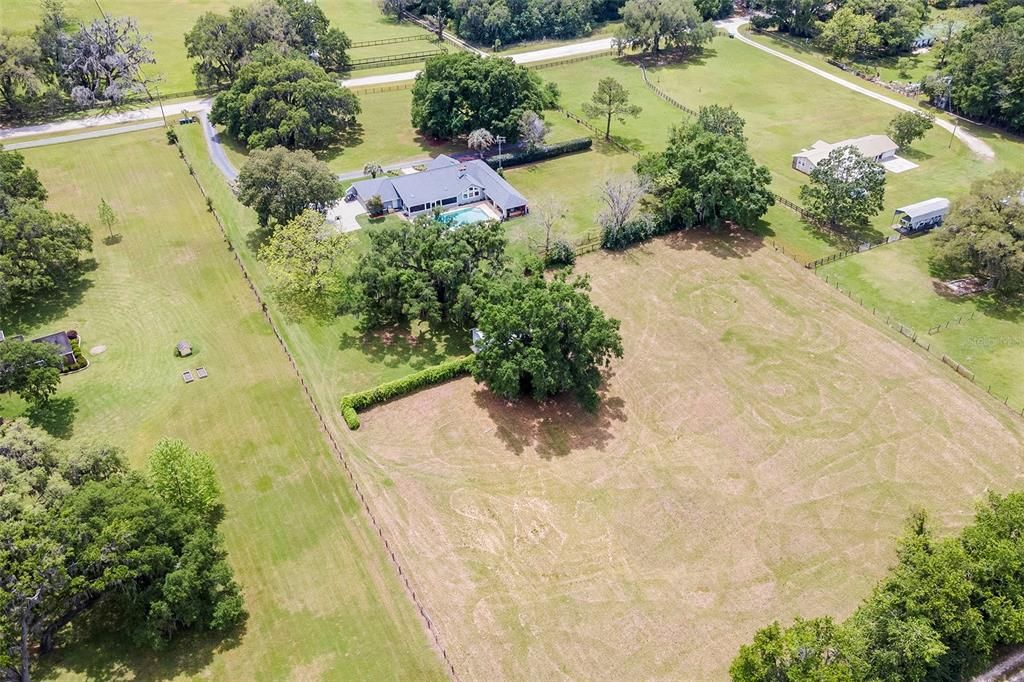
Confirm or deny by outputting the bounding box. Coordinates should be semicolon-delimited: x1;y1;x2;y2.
0;128;443;680
179;123;469;402
818;233;1024;411
2;0;429;94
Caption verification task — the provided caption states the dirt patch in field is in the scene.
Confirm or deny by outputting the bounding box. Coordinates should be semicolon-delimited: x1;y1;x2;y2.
345;235;1024;680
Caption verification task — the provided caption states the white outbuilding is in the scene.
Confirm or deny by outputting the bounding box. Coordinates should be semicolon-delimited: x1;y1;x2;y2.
893;197;951;233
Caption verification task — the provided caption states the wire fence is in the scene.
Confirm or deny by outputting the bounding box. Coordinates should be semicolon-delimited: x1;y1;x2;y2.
639;64;697;117
173;141;460;681
813;268;1024;420
928;311;976;336
804;234;903;269
555;107;639;156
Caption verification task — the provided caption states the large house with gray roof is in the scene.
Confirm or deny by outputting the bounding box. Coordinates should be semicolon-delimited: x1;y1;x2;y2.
345;155;528;219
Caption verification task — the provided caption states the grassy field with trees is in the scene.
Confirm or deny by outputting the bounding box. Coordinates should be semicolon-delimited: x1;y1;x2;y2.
2;0;428;94
340;235;1024;679
0;128;444;679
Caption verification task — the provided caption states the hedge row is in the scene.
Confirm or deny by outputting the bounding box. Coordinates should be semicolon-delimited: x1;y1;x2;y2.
485;137;592;169
340;355;476;429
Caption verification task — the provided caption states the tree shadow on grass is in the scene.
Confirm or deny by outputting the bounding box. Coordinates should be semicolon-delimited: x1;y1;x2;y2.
472;385;626;459
661;227;766;259
244;222;275;254
620;46;718;72
337;322;470;370
0;260;97;332
900;147;934;163
38;617;246;682
25;396;78;439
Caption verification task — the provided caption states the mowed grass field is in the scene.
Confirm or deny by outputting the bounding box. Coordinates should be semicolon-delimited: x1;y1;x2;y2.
0;129;443;680
1;0;428;93
343;234;1024;680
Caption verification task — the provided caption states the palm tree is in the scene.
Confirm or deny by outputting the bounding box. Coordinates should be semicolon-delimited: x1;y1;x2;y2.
363;162;383;178
467;128;494;159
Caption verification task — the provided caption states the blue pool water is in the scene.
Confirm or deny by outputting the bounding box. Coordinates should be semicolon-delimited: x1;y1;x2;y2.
439;206;492;227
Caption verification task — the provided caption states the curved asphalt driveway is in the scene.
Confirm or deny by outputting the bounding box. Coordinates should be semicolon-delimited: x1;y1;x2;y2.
716;17;994;160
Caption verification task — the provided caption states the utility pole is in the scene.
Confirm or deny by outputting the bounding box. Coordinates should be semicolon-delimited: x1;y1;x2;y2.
495;135;506;169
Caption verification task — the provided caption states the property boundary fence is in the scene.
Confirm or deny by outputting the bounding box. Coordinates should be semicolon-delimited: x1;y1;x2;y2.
639;64;697;117
173;142;460;680
556;107;639;156
928;311;975;335
350;34;432;48
527;50;618;71
804;234;903;269
350;48;446;69
813;269;1024;420
348;81;415;95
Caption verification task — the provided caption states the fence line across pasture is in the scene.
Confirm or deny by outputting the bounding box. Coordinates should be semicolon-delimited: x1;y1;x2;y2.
173;141;460;681
526;49;618;71
928;311;976;335
350;48;447;69
811;267;1024;421
350;34;433;48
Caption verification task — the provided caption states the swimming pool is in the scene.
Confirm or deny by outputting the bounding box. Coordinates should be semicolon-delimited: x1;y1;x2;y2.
439;206;492;227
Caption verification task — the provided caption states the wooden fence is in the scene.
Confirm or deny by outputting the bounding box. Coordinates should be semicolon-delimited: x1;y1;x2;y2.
173;142;461;680
928;311;975;335
556;107;639;157
526;50;618;71
350;34;432;48
639;64;697;117
350;48;446;69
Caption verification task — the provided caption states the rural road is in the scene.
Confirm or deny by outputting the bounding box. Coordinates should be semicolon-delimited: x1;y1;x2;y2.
0;38;614;143
716;16;995;160
2;120;165;150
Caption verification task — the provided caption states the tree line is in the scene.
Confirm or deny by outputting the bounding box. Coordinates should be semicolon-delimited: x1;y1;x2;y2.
732;491;1024;681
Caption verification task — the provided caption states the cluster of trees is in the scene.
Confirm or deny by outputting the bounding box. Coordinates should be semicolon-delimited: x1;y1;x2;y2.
635;105;775;231
339;216;622;409
410;52;558;140
403;0;727;47
1;424;245;679
932;171;1024;295
0;147;92;312
732;491;1024;681
185;0;351;87
752;0;928;61
617;0;716;54
924;1;1024;132
0;1;154;113
202;0;359;151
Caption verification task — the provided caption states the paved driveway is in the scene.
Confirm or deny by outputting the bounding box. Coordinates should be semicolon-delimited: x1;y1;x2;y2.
327;199;366;233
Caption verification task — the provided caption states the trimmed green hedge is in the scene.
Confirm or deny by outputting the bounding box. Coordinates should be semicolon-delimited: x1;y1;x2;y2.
485;137;592;169
340;355;475;429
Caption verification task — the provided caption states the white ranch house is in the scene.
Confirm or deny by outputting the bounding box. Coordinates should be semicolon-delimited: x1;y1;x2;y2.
792;135;899;174
345;155;528;219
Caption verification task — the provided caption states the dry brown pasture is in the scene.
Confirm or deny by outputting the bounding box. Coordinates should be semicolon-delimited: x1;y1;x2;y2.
343;233;1024;680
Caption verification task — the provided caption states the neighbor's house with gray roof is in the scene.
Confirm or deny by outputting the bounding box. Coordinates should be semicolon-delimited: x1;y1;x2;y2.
792;135;899;174
0;329;76;366
346;155;528;219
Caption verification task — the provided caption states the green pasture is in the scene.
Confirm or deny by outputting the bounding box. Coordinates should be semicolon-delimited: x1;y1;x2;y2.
0;128;443;680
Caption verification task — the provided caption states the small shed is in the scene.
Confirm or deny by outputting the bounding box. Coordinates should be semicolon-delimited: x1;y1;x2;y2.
893;197;951;233
176;340;193;357
32;331;76;366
